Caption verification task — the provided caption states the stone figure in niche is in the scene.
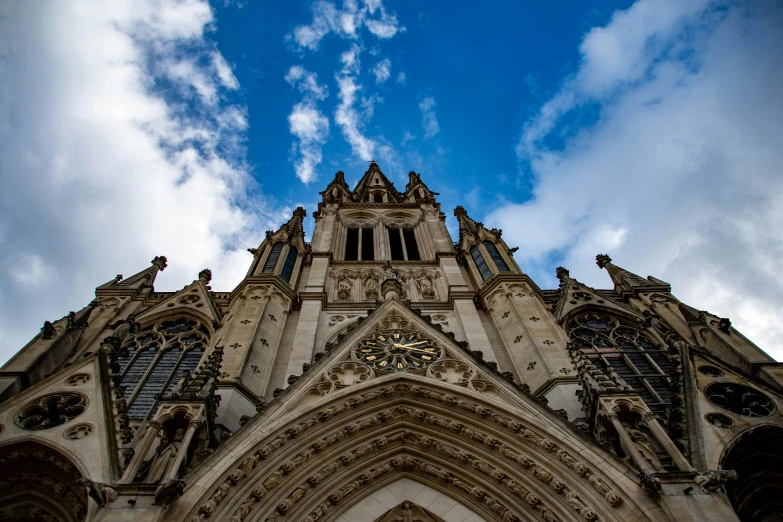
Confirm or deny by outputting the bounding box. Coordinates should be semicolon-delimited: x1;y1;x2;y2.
365;278;379;300
416;275;435;299
337;278;352;300
147;428;185;483
621;422;665;472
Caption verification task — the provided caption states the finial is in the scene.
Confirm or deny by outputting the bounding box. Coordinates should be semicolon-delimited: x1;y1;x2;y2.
199;269;212;284
454;206;467;217
596;254;612;269
556;266;570;282
152;256;168;271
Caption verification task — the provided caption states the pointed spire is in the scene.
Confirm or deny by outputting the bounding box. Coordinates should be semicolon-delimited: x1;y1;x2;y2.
596;254;666;293
282;206;306;239
454;206;482;244
319;171;351;203
404;171;439;203
114;255;167;290
352;161;403;202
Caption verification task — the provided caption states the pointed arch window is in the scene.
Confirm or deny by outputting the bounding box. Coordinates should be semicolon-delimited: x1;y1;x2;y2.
483;241;509;272
470;245;491;281
566;311;673;418
118;317;208;419
263;241;284;273
281;246;298;283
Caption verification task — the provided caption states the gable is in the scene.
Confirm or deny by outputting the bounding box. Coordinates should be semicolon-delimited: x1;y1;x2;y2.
136;280;221;329
0;354;117;484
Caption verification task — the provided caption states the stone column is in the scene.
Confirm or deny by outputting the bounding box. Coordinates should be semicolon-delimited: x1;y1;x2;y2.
163;420;199;482
121;421;161;482
643;412;695;472
609;414;656;475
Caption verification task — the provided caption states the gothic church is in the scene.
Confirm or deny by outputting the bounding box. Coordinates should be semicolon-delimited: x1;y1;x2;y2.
0;162;780;522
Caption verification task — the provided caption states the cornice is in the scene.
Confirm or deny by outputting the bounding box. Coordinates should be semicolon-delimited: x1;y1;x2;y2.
476;273;547;305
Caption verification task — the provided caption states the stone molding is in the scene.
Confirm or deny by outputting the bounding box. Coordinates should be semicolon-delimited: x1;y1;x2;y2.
180;381;653;522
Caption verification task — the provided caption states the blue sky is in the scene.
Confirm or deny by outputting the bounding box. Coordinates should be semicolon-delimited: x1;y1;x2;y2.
1;0;783;363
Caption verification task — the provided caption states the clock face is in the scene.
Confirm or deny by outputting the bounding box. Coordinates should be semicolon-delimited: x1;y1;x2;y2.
354;330;442;372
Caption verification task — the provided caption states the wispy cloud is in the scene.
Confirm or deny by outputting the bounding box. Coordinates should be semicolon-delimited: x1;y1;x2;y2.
418;96;440;139
396;71;406;85
288;0;405;51
373;58;391;84
488;0;783;359
285;65;330;183
0;0;288;362
335;46;375;161
285;65;329;100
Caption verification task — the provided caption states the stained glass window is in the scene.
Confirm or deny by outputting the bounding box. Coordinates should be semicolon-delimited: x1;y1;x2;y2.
470;245;491;281
566;311;673;417
281;246;298;283
483;241;509;272
263;241;284;272
118;317;209;419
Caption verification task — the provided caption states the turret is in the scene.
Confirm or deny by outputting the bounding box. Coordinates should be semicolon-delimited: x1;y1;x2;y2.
453;206;520;290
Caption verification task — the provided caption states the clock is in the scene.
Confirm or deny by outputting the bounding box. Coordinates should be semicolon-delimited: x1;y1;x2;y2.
354;330;442;372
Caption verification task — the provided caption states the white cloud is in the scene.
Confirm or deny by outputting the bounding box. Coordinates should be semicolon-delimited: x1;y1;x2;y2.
487;1;783;359
330;44;375;161
288;0;405;51
400;130;415;146
335;74;375;160
285;65;329;100
0;0;288;363
372;58;391;84
288;102;330;183
285;65;330;183
396;71;406;85
9;253;54;286
418;96;440;139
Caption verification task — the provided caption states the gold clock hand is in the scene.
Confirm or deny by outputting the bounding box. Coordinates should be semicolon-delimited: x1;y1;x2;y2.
399;346;437;354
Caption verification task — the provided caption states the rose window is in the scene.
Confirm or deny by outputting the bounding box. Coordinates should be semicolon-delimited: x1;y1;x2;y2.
705;383;775;417
15;393;88;430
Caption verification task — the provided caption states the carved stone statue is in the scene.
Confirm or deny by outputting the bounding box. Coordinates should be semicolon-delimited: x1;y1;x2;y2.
622;422;665;472
416;275;435;299
75;477;118;507
147;428;185;483
695;469;738;493
110;314;140;344
365;277;379;300
337;278;351;300
154;478;186;505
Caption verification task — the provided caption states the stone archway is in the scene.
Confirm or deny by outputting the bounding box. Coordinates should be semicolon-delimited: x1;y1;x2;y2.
180;378;661;522
336;477;484;521
0;441;88;522
722;425;783;522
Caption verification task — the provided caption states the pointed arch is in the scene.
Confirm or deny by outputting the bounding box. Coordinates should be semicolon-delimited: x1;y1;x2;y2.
0;440;89;522
177;378;659;522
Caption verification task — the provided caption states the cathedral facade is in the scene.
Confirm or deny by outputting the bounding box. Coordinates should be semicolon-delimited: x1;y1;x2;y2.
0;162;781;522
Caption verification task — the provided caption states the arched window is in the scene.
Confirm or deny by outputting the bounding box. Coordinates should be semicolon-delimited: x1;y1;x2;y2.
118;317;209;419
566;311;672;417
470;245;491;281
262;241;283;273
483;240;509;272
281;246;298;283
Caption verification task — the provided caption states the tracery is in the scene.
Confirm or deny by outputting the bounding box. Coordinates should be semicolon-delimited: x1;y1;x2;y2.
115;316;209;419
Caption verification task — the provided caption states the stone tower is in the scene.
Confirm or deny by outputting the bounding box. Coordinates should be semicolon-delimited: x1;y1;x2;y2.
0;162;781;522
